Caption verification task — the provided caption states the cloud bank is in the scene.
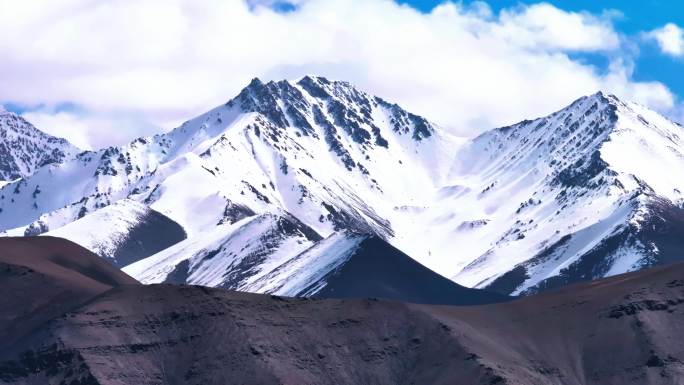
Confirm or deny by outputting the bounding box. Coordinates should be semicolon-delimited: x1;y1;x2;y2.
0;0;678;149
646;23;684;57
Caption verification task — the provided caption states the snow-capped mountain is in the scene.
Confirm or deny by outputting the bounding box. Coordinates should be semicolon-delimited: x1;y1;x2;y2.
0;108;80;181
3;78;684;297
0;76;457;292
406;92;684;294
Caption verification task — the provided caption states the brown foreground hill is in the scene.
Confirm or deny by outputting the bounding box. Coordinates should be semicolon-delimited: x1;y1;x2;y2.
0;236;682;384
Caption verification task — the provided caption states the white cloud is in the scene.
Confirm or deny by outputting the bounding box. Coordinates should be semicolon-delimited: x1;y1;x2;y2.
496;3;621;51
21;108;163;150
646;23;684;57
0;0;678;148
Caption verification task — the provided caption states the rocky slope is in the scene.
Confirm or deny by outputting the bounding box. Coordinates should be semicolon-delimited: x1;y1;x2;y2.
1;236;683;384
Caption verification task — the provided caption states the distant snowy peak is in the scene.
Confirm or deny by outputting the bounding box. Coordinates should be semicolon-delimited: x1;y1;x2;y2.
0;109;80;181
456;92;616;182
458;91;684;198
445;91;684;295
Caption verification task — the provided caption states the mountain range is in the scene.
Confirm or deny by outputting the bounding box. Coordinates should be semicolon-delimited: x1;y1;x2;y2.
1;76;684;298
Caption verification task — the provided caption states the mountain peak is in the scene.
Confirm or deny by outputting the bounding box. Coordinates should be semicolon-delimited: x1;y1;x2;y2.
590;90;608;99
220;75;436;148
248;77;263;87
299;74;330;82
463;89;684;190
0;112;80;180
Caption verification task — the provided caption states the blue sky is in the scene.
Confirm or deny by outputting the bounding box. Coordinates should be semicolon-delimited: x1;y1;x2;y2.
402;0;684;96
1;0;683;149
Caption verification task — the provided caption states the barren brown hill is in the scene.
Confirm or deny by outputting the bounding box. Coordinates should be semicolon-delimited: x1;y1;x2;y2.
0;236;682;384
0;236;138;352
421;263;684;384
